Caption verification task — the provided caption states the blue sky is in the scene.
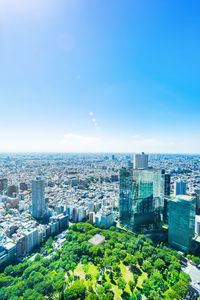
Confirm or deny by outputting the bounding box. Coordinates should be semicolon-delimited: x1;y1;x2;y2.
0;0;200;153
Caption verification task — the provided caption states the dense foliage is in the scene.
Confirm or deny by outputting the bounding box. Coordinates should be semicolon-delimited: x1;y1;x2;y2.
0;223;191;299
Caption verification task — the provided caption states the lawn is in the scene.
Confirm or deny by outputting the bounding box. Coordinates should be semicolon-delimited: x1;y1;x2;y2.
69;261;147;298
71;262;100;289
73;263;85;279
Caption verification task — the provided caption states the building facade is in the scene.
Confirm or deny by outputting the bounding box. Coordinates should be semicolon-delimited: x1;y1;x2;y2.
174;179;187;196
32;177;46;219
119;167;165;230
134;152;148;169
168;195;196;253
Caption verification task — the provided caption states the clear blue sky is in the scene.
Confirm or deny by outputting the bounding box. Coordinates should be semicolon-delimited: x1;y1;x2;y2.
0;0;200;153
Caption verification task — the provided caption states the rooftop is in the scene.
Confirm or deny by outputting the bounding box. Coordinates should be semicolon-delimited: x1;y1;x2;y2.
88;234;105;246
176;195;196;201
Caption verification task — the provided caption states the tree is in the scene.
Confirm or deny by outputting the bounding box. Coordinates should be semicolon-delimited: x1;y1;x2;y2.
191;256;200;265
104;282;112;292
54;279;65;293
34;254;41;262
148;290;163;300
172;280;189;298
34;279;53;296
154;258;166;271
128;280;136;292
142;261;153;274
0;275;14;288
97;285;105;297
142;278;151;296
64;280;86;300
85;294;98;300
168;261;181;272
23;289;45;300
129;290;142;300
105;292;114;300
117;277;126;290
4;265;14;276
164;288;179;299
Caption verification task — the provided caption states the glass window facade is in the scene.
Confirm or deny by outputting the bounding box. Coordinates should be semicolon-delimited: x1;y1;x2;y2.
119;168;165;230
168;195;196;253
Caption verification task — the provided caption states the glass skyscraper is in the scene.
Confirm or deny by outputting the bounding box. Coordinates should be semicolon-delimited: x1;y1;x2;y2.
32;177;47;219
119;168;134;228
168;195;196;253
119;168;165;230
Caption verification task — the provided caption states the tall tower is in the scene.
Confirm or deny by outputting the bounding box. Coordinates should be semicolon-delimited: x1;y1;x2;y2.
32;177;46;219
119;168;134;228
134;152;148;169
168;195;196;253
119;167;165;230
174;179;187;196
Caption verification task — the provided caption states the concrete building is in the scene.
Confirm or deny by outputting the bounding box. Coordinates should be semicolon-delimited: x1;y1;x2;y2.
95;214;101;226
0;242;16;271
15;235;26;257
23;228;39;254
101;211;114;228
32;177;46;219
174;179;187;196
88;234;105;246
134;152;148;169
89;212;95;224
78;206;85;222
196;215;200;236
168;195;196;253
0;178;8;192
57;214;69;232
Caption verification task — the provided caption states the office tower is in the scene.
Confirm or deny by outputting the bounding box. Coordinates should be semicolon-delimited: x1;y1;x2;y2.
194;189;200;214
0;178;8;192
119;168;165;230
101;211;114;228
32;177;46;219
134;152;148;169
119;168;134;228
88;201;95;212
195;216;200;236
164;174;171;196
168;195;196;253
132;169;165;229
89;212;95;224
127;160;133;168
23;228;39;253
174;179;187;196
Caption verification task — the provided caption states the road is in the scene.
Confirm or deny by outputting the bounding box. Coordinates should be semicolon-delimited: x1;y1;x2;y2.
182;261;200;293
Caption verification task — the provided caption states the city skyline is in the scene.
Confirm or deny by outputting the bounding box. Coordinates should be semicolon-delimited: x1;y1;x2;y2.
0;0;200;153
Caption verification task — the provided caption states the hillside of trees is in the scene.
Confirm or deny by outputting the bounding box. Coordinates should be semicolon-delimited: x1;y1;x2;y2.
0;223;191;299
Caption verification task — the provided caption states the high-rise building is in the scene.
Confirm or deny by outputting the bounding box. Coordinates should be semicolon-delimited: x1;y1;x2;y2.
164;174;171;196
119;167;165;230
23;228;39;253
32;177;46;219
174;179;187;196
168;195;196;253
0;178;8;192
119;168;134;228
194;189;200;214
132;169;165;229
89;212;95;224
134;152;148;169
195;215;200;236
